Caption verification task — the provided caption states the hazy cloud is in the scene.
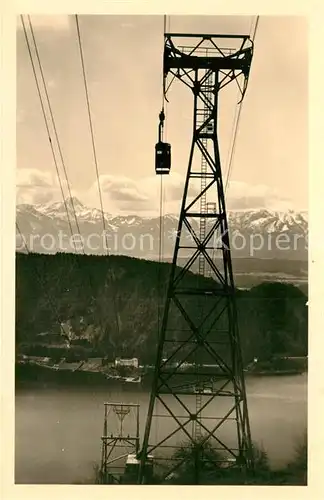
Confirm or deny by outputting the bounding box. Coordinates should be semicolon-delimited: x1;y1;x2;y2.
227;181;293;211
16;169;294;215
89;175;149;202
162;172;200;201
16;16;307;212
16;168;77;205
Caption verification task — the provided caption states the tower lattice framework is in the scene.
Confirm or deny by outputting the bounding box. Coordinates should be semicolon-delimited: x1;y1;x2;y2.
139;33;254;484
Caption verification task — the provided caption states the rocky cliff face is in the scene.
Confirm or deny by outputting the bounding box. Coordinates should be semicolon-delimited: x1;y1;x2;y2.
16;253;308;364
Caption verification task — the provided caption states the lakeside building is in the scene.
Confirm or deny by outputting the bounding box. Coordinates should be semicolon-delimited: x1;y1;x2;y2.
115;357;139;369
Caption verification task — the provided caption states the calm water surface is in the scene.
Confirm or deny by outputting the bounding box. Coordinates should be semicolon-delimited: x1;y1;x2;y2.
15;374;307;484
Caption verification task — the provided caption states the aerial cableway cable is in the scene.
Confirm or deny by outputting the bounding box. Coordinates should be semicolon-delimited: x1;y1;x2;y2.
224;15;260;193
75;15;107;238
16;222;69;341
75;14;121;339
210;16;260;313
20;15;78;255
251;16;260;42
155;13;170;445
26;15;85;253
157;13;169;325
20;16;96;333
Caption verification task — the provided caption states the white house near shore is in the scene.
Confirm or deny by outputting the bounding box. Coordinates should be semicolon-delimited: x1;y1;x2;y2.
115;357;139;369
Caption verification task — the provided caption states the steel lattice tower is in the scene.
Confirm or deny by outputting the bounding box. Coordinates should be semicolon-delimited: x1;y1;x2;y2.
100;403;140;484
139;33;254;484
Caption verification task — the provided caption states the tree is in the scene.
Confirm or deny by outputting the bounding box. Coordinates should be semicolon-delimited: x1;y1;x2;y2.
157;438;258;485
285;432;307;485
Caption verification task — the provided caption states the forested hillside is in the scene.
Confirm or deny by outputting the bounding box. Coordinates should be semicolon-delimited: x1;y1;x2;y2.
16;253;308;364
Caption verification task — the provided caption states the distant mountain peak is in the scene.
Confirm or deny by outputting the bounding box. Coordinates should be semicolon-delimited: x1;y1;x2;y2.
16;200;308;260
64;196;84;210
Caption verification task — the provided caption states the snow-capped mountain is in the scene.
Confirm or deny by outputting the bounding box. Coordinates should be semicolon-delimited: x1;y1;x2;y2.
16;197;308;261
228;209;308;235
34;197;110;224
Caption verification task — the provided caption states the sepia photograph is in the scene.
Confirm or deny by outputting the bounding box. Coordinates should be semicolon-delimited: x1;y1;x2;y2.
14;14;308;486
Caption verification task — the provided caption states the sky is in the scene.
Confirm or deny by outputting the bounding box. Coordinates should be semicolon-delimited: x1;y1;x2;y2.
16;15;308;216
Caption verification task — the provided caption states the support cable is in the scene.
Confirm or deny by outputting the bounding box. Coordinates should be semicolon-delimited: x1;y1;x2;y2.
25;16;100;315
212;16;260;292
26;15;84;253
75;15;106;240
224;16;259;193
20;15;78;254
19;18;99;345
16;222;69;341
75;15;121;337
251;16;260;42
155;11;169;452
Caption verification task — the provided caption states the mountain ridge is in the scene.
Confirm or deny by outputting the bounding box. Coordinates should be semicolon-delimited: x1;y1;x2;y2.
16;197;308;261
16;252;308;364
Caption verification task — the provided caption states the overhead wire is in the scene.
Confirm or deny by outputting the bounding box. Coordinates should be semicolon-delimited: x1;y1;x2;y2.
25;16;100;291
20;16;97;335
251;16;260;42
157;13;169;309
75;15;106;241
26;15;84;254
224;100;242;193
158;14;168;270
224;15;259;194
210;17;260;278
74;14;121;338
20;15;78;254
157;12;171;311
155;12;169;446
16;222;70;341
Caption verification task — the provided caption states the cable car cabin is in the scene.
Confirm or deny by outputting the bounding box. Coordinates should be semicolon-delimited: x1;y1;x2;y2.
155;141;171;175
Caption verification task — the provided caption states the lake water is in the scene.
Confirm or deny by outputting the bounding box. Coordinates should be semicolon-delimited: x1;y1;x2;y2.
15;374;307;484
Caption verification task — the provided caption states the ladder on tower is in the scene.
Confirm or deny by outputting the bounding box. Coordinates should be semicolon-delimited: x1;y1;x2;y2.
206;202;218;277
195;65;214;440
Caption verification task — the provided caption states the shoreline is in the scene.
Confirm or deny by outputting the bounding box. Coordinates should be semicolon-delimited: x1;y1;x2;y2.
16;361;306;389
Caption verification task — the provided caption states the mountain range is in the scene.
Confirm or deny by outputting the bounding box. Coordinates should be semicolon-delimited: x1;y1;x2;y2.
16;197;308;262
